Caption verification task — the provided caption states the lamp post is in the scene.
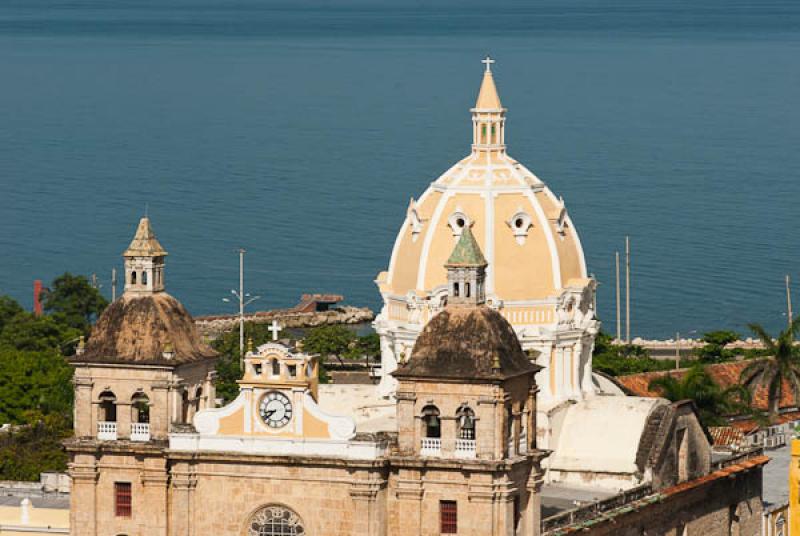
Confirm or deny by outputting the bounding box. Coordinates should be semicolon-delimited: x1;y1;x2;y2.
221;248;261;369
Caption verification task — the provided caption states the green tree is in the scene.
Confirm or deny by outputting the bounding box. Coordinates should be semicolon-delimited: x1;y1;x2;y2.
0;347;74;425
343;333;381;362
0;313;81;353
0;415;71;481
694;330;739;363
592;331;673;376
739;317;800;415
648;365;751;426
42;273;108;334
0;296;24;333
303;325;357;365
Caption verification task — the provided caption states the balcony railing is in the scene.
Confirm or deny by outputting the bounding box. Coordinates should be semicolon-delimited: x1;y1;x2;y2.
97;421;117;441
420;437;442;457
130;422;151;442
454;439;476;459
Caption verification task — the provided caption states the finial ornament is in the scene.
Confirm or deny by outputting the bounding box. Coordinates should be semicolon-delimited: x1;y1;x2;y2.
482;55;495;73
247;336;254;354
76;335;85;356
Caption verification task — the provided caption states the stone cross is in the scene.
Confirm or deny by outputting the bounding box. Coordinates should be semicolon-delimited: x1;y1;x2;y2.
482;56;495;73
268;320;281;342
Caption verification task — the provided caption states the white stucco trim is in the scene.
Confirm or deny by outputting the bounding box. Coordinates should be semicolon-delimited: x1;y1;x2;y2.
522;186;562;291
415;189;454;290
542;185;588;278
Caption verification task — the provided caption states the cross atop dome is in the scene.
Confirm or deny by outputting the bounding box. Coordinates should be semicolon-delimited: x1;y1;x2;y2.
481;55;495;73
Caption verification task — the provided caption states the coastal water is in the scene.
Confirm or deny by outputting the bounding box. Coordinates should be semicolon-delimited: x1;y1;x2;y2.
0;0;798;338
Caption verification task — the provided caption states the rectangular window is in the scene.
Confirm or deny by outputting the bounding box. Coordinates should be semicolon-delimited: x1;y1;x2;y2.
115;482;132;517
440;500;457;534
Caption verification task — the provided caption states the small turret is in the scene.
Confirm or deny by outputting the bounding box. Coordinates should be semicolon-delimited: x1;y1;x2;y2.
445;226;488;306
123;217;167;296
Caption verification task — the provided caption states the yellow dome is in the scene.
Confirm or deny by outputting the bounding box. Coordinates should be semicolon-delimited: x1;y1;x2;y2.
378;65;587;304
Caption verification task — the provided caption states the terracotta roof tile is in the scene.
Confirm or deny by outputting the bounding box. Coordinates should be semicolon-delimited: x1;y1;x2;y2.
708;426;746;448
616;360;799;411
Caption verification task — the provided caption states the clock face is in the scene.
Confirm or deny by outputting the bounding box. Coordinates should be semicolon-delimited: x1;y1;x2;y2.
258;391;293;429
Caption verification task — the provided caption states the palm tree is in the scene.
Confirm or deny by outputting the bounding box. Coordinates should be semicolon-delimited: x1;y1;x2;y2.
649;365;751;426
739;316;800;416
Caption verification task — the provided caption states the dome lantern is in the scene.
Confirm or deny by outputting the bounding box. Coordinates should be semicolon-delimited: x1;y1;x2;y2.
471;56;506;153
122;216;167;296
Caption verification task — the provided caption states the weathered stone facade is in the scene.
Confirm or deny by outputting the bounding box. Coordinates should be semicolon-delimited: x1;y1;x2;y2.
65;215;766;536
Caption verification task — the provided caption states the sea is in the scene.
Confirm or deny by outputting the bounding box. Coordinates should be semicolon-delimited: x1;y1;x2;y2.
0;0;798;339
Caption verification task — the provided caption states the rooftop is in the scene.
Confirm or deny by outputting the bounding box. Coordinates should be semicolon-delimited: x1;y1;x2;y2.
78;292;218;366
393;306;539;381
616;360;799;412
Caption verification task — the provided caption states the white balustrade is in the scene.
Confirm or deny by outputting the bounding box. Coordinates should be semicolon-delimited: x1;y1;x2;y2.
454;439;476;459
97;421;117;441
420;437;442;457
130;422;151;442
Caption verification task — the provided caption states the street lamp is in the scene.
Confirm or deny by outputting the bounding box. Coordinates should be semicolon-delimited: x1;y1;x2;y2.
221;248;261;369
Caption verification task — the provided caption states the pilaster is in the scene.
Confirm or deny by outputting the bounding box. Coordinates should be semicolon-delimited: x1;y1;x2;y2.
170;465;197;536
73;375;94;438
393;470;423;536
68;454;98;536
141;457;169;536
150;379;170;440
350;474;387;536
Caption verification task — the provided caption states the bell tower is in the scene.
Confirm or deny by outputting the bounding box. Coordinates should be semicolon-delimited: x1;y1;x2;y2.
123;216;167;296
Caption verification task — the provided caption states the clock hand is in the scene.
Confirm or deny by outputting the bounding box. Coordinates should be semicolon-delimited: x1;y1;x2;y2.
265;409;277;418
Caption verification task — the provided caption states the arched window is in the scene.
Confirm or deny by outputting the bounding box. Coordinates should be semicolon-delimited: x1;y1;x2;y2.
130;271;136;285
248;505;305;536
271;359;280;376
142;271;148;285
181;391;190;423
464;282;471;298
453;282;460;297
421;405;441;439
457;406;476;440
131;393;149;424
98;391;117;422
194;387;203;413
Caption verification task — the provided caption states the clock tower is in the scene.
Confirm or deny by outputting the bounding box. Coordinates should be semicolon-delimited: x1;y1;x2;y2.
184;336;360;454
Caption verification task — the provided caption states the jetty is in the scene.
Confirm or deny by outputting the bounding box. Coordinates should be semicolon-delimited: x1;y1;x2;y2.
195;293;374;338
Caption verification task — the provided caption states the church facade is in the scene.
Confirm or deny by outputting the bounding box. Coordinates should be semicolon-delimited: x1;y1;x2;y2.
66;218;549;536
66;61;767;536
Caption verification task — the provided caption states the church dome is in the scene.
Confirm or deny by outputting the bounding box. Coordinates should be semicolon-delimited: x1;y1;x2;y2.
76;216;217;366
377;61;588;304
394;306;537;381
80;293;217;366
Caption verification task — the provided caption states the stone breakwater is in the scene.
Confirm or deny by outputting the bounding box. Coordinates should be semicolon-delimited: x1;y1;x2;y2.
194;306;375;338
622;338;766;350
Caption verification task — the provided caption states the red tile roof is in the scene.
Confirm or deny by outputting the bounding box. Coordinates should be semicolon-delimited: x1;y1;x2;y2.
729;410;800;434
708;426;746;448
660;455;770;497
615;360;799;412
